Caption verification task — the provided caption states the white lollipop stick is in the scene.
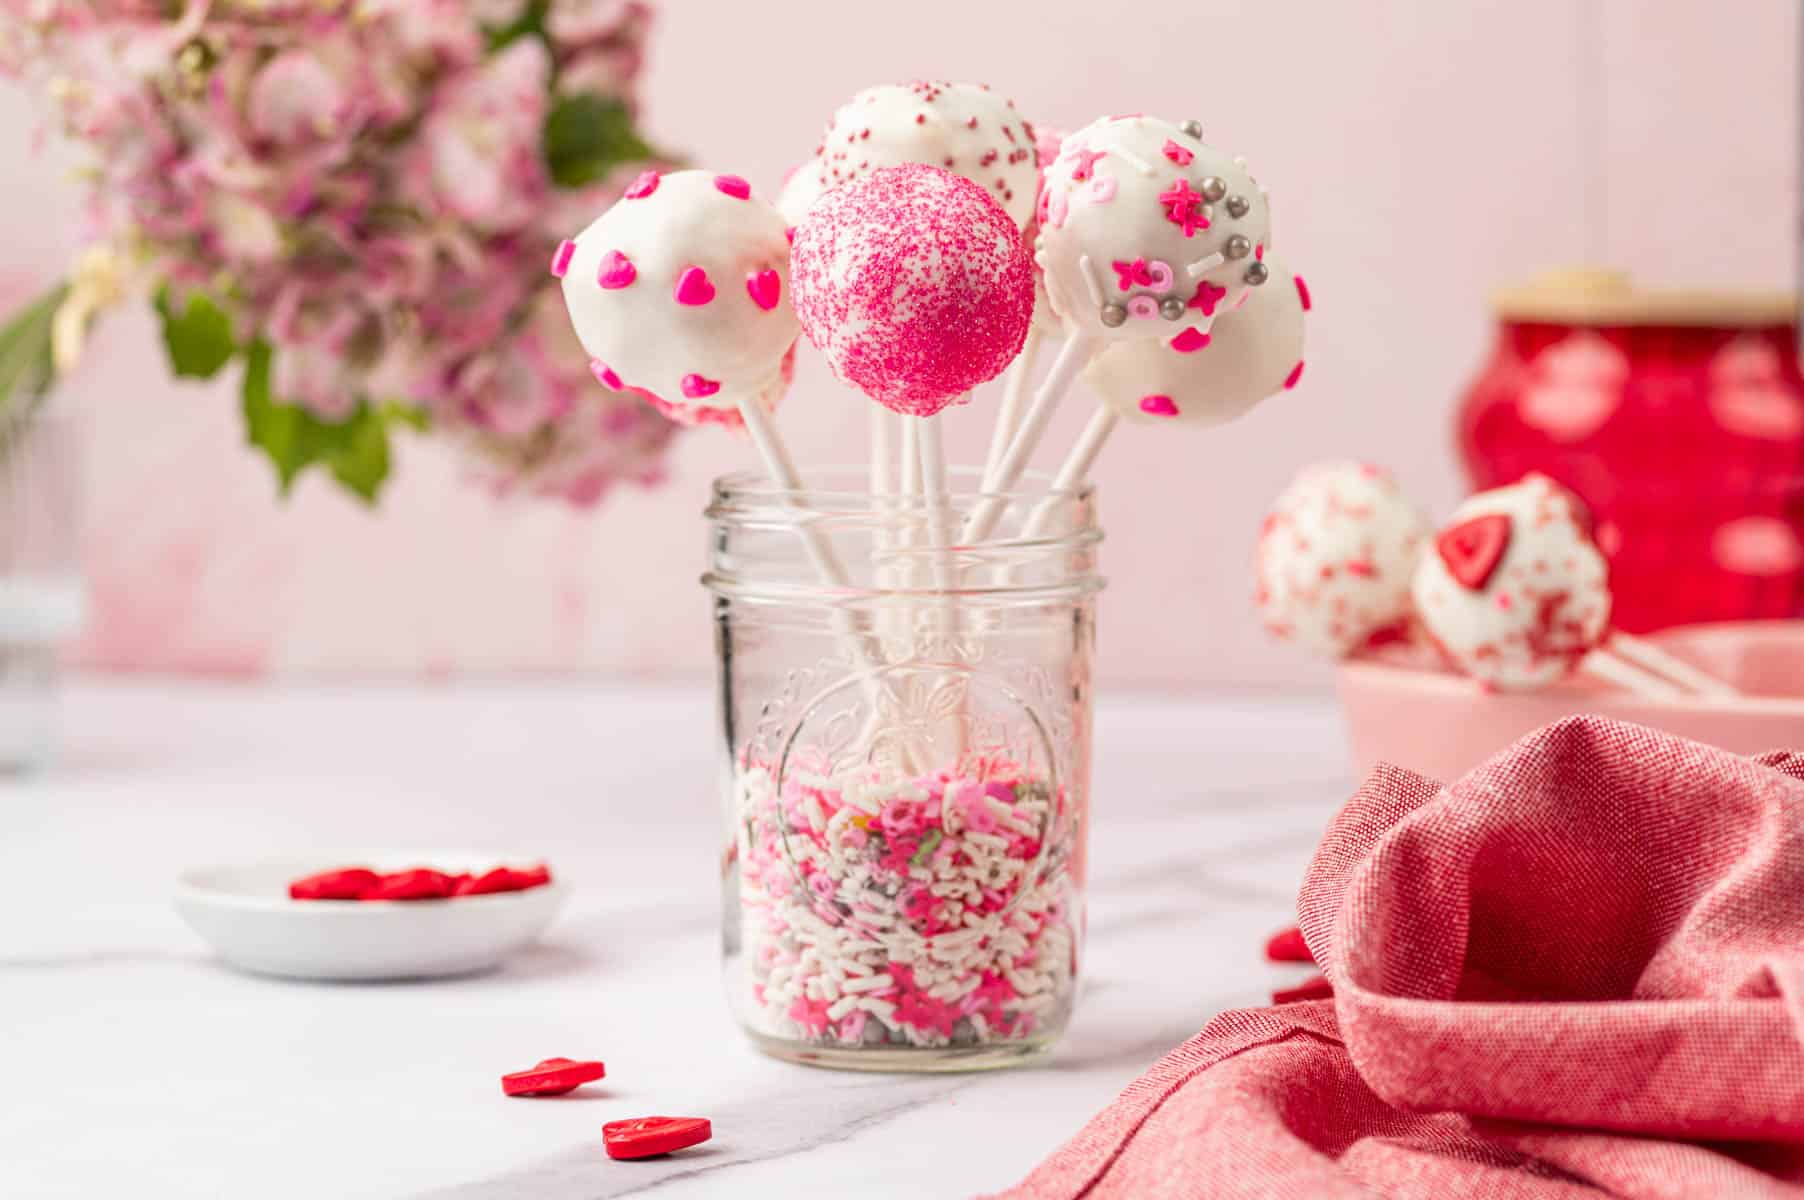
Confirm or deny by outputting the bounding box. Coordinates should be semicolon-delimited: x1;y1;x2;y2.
1018;408;1117;541
1606;633;1737;698
960;333;1100;544
916;415;958;596
982;328;1043;487
870;407;900;637
1580;648;1687;701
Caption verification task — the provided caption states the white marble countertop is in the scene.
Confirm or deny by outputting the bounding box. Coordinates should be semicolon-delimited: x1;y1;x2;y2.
1;681;1351;1199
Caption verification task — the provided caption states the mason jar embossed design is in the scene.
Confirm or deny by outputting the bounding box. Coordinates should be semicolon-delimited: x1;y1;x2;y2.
705;467;1103;1072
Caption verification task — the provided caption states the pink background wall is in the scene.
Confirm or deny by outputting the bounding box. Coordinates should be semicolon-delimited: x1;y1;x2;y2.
2;0;1796;688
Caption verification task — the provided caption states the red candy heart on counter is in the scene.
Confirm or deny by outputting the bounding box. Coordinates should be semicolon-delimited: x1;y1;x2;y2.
603;1116;713;1160
501;1057;607;1097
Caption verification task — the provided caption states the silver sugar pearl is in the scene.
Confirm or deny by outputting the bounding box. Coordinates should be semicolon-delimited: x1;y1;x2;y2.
1225;194;1250;219
1244;261;1269;286
1178;119;1203;139
1159;296;1187;321
1199;176;1227;203
1224;235;1251;260
1100;302;1127;328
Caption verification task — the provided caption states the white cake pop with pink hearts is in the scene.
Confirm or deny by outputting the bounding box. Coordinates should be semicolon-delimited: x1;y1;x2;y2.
787;81;1040;231
1411;473;1612;690
1256;462;1431;657
1036;115;1270;343
1085;257;1308;427
556;169;797;426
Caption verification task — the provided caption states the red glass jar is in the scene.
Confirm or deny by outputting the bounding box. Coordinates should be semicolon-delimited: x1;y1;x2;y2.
1456;271;1804;633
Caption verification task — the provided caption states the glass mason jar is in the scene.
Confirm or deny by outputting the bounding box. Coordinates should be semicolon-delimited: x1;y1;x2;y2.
0;406;84;772
705;466;1103;1071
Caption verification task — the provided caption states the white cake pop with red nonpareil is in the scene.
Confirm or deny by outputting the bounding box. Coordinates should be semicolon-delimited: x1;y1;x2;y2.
1412;473;1612;690
1085;257;1308;427
790;163;1033;418
1037;115;1270;343
556;169;797;426
787;81;1040;230
1256;462;1431;657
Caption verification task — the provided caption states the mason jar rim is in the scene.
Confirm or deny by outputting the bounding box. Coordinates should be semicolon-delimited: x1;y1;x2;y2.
707;464;1093;508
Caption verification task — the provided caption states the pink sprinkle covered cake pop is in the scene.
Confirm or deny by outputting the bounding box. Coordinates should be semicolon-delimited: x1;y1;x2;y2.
786;81;1040;229
1256;462;1431;657
790;163;1034;417
1085;256;1308;426
1037;115;1270;342
1411;473;1612;690
557;170;797;426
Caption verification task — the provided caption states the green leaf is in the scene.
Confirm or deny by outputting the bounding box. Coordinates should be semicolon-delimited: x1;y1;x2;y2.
0;281;71;451
542;92;656;189
483;0;548;51
240;339;399;506
154;285;237;379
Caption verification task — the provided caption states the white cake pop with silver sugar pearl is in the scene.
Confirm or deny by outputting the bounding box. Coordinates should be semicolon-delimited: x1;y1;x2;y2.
1256;462;1430;657
1036;115;1270;342
787;80;1039;229
1411;473;1612;691
1085;256;1308;426
556;169;797;425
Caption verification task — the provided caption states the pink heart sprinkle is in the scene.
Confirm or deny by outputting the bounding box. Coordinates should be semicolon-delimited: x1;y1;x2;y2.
681;373;721;399
745;269;781;311
714;174;751;200
1139;395;1180;417
1295;275;1312;311
624;170;661;199
1161;139;1194;166
1284;361;1305;389
1170;327;1211;353
550;240;575;278
596;250;637;289
675;266;716;306
589;359;622;391
785;226;796;244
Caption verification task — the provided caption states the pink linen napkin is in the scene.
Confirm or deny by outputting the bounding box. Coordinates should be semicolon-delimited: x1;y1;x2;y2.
992;715;1804;1199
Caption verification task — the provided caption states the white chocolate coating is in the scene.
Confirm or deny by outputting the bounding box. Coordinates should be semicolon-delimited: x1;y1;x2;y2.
1256;462;1430;658
559;170;797;417
1036;115;1270;343
1084;256;1306;427
1412;474;1611;691
788;81;1039;229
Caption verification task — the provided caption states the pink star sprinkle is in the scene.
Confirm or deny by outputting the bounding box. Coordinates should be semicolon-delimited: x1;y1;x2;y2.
623;170;660;199
1170;327;1211;353
549;240;575;278
1140;394;1180;417
714;174;751;200
1157;178;1209;237
1189;280;1227;316
1110;258;1155;291
1161;139;1194;166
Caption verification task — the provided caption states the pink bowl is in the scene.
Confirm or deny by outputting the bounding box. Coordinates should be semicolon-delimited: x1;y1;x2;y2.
1337;621;1804;782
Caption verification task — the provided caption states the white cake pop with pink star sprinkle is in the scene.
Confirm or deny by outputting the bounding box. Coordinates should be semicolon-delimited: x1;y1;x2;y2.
1411;474;1612;690
1036;115;1270;343
555;169;797;426
1085;257;1308;427
787;81;1040;230
1256;462;1430;657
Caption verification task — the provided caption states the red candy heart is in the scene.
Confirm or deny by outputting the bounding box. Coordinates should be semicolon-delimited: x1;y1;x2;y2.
745;269;781;311
1272;974;1334;1005
674;266;715;306
681;374;720;399
364;868;456;901
453;864;553;897
1436;513;1512;590
502;1057;606;1097
603;1116;712;1160
288;867;380;901
596;250;637;289
1264;925;1314;964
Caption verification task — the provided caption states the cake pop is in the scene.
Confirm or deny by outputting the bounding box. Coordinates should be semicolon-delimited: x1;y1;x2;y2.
557;170;797;424
1036;115;1271;343
1410;474;1615;690
1085;257;1307;427
790;163;1033;417
1256;462;1431;657
790;81;1040;230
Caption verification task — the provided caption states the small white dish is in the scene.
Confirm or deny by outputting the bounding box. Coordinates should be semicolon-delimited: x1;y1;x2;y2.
174;851;569;981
